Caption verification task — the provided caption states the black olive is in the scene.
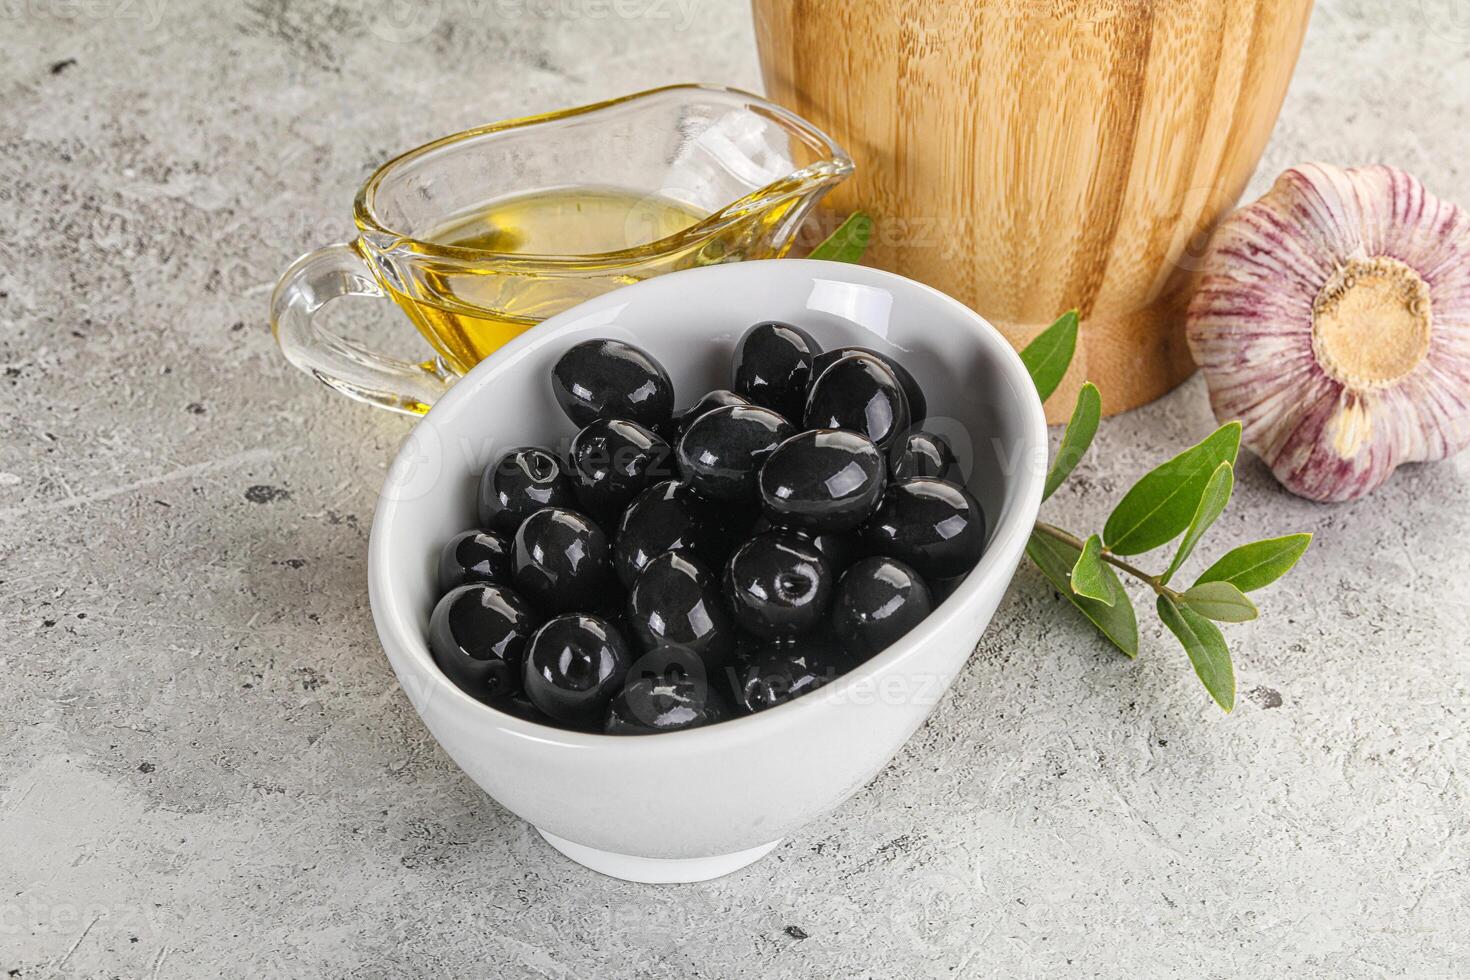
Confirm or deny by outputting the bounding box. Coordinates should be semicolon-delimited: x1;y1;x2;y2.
929;574;969;605
677;389;749;435
605;661;731;734
735;637;845;713
649;416;682;446
676;404;795;501
551;338;675;429
732;320;821;421
477;447;579;534
749;516;864;576
568;418;675;523
613;480;736;588
523;613;632;725
723;531;833;639
486;688;554;725
437;529;513;593
512;507;613;614
862;478;986;579
832;557;933;657
891;430;960;483
812;346;928;425
759;428;886;532
804;352;911;453
428;583;538;701
626;551;737;668
808;529;863;575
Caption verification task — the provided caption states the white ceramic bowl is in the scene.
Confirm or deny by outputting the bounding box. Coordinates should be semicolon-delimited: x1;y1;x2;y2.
368;259;1047;883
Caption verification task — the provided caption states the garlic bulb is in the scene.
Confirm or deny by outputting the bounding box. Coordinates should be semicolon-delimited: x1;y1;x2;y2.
1187;163;1470;502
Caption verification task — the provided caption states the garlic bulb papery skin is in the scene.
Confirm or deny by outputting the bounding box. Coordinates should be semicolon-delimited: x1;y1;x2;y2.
1187;163;1470;502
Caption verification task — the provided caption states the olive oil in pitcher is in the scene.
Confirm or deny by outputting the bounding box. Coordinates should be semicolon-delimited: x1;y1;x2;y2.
383;186;710;372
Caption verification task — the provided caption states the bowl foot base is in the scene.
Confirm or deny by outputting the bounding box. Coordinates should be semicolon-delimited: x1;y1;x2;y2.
536;828;782;883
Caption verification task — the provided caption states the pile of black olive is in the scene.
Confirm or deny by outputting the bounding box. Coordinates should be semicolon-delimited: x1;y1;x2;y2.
427;323;986;735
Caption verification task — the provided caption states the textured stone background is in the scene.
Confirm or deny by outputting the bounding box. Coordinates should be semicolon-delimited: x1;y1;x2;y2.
2;1;1468;976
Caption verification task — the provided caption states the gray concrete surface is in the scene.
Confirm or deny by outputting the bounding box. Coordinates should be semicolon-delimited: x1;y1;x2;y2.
3;1;1468;976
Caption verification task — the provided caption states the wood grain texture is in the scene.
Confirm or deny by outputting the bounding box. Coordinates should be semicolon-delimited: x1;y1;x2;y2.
754;0;1312;420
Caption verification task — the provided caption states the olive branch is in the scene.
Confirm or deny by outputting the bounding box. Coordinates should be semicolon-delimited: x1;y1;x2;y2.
1020;312;1310;711
812;212;1312;711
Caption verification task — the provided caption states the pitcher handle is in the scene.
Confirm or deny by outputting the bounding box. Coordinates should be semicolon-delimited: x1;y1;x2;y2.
270;242;453;415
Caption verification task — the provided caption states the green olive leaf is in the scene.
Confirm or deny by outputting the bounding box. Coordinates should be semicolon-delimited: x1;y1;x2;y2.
1102;422;1242;556
1194;533;1313;592
1019;310;1079;402
1160;461;1233;585
1043;382;1101;501
1156;594;1236;711
1027;530;1137;657
1069;534;1112;605
807;211;873;263
1179;581;1259;622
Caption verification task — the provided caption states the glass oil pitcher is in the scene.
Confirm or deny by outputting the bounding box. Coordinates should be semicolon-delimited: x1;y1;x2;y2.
270;84;854;415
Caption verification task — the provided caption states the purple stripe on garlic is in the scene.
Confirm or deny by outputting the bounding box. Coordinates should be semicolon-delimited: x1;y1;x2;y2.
1186;163;1470;503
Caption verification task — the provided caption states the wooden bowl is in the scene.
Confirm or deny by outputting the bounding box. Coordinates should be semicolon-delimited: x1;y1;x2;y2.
755;0;1313;420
